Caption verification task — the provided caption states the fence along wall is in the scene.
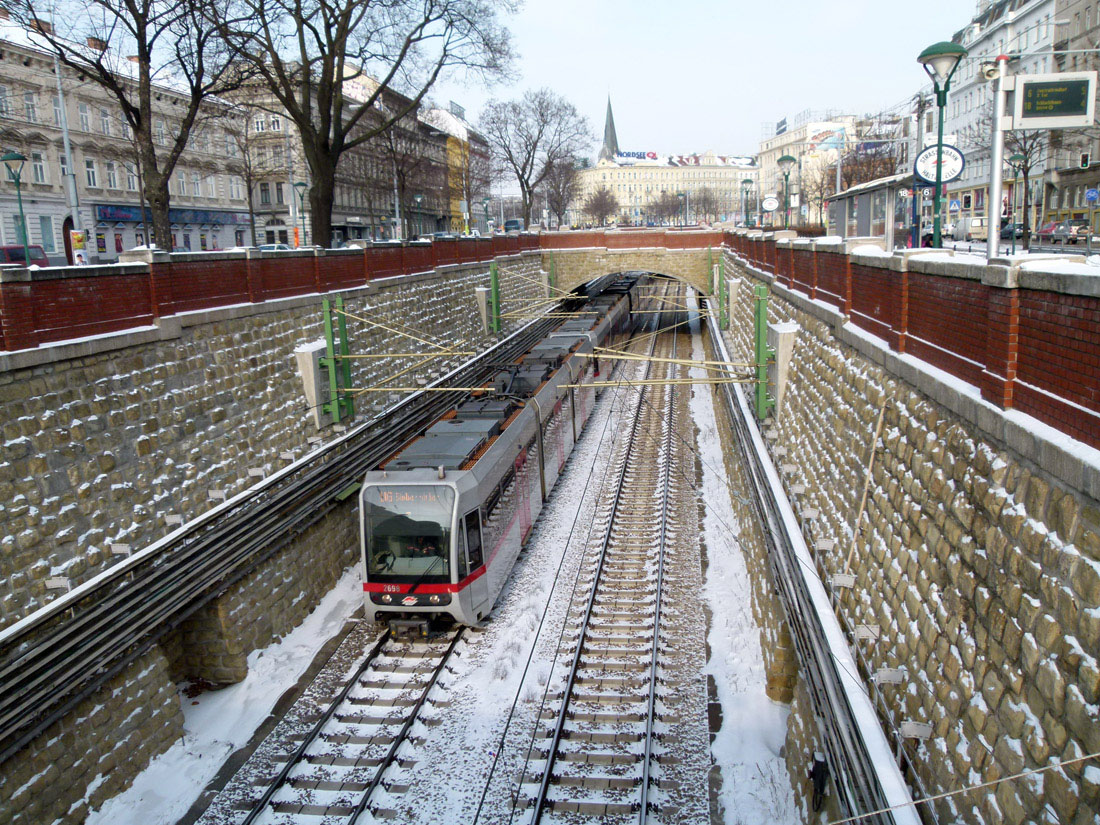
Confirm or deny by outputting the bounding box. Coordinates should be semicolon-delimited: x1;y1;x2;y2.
726;230;1100;450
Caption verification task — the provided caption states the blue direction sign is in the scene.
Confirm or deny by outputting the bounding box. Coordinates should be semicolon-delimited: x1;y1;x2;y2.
1087;188;1099;203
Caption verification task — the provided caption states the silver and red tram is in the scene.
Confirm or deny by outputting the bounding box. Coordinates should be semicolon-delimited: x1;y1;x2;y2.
359;279;642;625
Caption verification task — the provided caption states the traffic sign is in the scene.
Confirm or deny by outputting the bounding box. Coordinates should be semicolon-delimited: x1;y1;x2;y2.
949;199;961;213
1087;188;1099;203
914;145;965;184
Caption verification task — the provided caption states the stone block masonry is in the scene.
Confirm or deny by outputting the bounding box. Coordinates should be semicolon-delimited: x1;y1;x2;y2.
0;254;545;822
726;246;1100;825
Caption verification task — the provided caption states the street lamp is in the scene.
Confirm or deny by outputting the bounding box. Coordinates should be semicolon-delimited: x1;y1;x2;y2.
777;155;797;230
481;197;491;232
918;41;967;248
414;193;423;237
741;178;754;227
2;151;29;265
292;181;308;247
677;192;685;226
1006;153;1025;255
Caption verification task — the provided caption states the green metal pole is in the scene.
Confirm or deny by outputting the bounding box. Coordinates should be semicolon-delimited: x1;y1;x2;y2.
320;297;342;424
719;258;728;330
334;295;354;421
783;172;790;230
15;174;28;266
753;283;775;421
489;261;501;334
933;83;946;248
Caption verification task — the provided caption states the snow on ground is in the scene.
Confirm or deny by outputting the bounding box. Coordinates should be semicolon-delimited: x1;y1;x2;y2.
85;567;364;825
687;300;801;825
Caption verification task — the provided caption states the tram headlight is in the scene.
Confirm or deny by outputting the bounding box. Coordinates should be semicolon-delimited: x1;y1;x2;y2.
381;594;392;603
429;594;441;604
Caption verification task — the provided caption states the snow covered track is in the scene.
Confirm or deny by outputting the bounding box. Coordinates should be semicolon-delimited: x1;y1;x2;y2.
210;627;462;825
518;289;687;824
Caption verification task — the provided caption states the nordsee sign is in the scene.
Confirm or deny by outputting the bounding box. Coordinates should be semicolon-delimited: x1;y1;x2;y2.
616;151;658;161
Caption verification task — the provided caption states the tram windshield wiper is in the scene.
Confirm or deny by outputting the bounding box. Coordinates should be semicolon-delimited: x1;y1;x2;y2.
407;555;444;595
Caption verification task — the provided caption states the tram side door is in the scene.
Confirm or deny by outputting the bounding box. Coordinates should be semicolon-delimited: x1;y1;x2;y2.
463;509;489;608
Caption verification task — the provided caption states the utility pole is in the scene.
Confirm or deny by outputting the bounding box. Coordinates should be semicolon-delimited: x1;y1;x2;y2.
912;94;930;247
286;125;297;245
52;34;82;250
392;156;402;240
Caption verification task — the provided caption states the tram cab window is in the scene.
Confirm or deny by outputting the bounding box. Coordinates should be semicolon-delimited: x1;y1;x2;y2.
363;485;453;583
464;509;483;570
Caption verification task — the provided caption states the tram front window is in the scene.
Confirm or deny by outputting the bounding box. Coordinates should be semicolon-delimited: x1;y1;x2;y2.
364;485;454;583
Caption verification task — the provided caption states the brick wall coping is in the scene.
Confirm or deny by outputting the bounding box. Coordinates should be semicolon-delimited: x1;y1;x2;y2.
839;247;1100;297
0;254;535;374
0;262;151;282
731;252;1100;501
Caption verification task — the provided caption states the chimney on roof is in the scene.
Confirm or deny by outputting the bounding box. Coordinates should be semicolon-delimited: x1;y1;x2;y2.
0;8;10;21
31;18;52;34
128;55;140;63
86;37;107;52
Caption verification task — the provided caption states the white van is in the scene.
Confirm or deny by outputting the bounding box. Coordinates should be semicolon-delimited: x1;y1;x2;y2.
953;216;988;241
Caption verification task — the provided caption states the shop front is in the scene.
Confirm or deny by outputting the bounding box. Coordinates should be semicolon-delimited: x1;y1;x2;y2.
93;204;252;260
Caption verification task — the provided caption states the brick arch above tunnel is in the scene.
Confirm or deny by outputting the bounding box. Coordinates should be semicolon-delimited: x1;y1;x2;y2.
540;247;717;295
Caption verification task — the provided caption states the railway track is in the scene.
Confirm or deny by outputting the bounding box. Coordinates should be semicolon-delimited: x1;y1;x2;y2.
229;627;463;824
516;288;686;823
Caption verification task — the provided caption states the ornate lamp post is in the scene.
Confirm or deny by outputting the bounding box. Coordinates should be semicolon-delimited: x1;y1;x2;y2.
677;192;685;226
292;181;308;246
741;178;754;227
777;155;797;230
918;41;967;248
414;193;423;237
481;196;491;232
2;151;29;265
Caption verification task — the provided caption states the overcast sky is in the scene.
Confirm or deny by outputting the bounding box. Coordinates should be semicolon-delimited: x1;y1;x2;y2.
431;0;975;158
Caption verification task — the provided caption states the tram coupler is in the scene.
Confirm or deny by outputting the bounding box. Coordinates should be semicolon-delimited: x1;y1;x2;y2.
388;617;431;638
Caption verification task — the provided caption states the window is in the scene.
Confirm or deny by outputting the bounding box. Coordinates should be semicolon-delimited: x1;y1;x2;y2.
60;154;69;177
39;216;55;252
195;130;207;151
53;94;62;126
0;86;10;117
177;170;187;195
99;108;110;135
155;119;166;144
125;164;137;191
191;172;200;196
79;102;90;131
253;116;266;133
31;152;46;184
226;132;239;158
85;158;98;188
12;213;26;245
229;175;243;200
275;181;284;204
121;118;132;139
205;175;216;198
259;182;271;204
272;145;283;166
24;91;36;122
106;161;117;189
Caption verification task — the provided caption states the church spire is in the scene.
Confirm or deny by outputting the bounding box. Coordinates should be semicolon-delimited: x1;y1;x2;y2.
598;97;619;162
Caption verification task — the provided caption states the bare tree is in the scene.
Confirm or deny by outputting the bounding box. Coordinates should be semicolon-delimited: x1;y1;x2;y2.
648;190;681;225
963;113;1045;248
694;187;718;224
583;185;618;227
543;157;580;228
480;88;591;226
800;162;833;228
213;0;512;247
9;0;248;248
368;117;446;238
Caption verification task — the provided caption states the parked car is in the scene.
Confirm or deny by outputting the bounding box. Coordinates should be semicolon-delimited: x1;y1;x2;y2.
258;243;292;251
1054;219;1090;243
503;219;523;232
1036;221;1059;243
0;244;50;266
999;222;1023;240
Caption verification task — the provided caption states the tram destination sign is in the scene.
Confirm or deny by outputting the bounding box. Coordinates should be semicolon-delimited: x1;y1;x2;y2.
1013;71;1097;129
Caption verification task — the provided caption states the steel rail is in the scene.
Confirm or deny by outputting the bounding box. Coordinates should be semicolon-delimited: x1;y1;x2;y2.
0;300;582;765
704;308;921;825
529;286;669;824
636;315;678;823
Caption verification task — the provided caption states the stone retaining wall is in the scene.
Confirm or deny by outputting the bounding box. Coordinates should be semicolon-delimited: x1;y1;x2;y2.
0;253;547;823
725;249;1100;825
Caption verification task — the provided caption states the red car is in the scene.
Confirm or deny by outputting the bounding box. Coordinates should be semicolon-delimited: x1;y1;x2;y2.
0;244;50;266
